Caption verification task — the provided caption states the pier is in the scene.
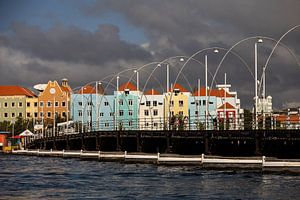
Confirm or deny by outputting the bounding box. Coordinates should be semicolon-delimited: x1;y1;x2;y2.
10;149;300;172
27;129;300;158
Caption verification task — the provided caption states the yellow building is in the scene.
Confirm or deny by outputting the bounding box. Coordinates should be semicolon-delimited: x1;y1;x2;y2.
164;83;190;123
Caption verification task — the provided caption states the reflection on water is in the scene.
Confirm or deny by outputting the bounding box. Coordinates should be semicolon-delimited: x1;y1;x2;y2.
0;154;300;199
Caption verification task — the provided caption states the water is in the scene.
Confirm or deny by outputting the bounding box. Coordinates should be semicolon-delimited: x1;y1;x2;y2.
0;155;300;200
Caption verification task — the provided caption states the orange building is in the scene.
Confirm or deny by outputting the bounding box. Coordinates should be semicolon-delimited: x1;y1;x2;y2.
38;79;72;125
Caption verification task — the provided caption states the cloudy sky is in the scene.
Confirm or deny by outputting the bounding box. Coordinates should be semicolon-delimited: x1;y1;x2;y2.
0;0;299;109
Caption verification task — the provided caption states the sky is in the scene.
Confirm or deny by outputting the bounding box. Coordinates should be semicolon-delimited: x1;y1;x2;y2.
0;0;299;109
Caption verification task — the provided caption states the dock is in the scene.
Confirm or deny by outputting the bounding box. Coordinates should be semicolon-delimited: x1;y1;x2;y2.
8;149;300;172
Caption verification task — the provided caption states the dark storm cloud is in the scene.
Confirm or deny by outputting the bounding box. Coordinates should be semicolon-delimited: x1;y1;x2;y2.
82;0;300;109
0;0;299;109
7;22;151;65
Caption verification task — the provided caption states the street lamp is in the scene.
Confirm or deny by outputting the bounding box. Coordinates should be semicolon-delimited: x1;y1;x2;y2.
254;38;263;129
205;49;219;130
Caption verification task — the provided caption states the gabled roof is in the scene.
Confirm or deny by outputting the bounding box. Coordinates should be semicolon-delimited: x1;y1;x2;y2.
193;88;233;97
145;89;161;95
218;102;235;109
118;82;137;91
169;83;189;92
61;85;72;93
0;86;36;97
77;85;96;94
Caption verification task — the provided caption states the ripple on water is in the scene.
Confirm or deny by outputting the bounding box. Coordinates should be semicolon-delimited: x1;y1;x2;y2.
0;154;300;199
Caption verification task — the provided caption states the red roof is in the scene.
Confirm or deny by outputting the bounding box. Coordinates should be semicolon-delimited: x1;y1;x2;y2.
0;86;36;97
77;85;96;94
276;115;300;123
218;102;235;109
193;88;233;97
169;83;189;92
118;82;137;91
61;85;72;93
145;89;161;95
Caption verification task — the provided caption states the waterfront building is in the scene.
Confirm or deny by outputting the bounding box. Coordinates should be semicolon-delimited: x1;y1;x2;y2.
139;89;164;130
273;108;300;129
38;79;72;129
115;82;139;130
98;94;115;130
0;86;37;123
189;88;218;130
215;84;244;130
164;84;190;130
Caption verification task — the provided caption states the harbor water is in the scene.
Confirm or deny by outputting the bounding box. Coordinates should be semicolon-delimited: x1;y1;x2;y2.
0;154;299;199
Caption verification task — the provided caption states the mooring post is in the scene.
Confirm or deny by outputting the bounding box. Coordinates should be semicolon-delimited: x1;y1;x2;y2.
81;133;85;150
65;136;70;150
116;131;121;151
136;132;142;152
204;131;210;155
255;130;262;156
95;133;101;151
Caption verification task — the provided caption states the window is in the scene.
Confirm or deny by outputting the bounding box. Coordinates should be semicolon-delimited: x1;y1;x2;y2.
34;102;38;107
34;112;38;118
100;112;104;117
40;112;43;117
229;112;234;118
47;101;51;107
11;113;15;118
154;122;158;127
27;113;31;118
27;102;30;107
195;111;198;116
128;99;133;106
170;101;174;107
110;112;114;116
179;111;183;115
119;110;124;116
78;102;82;106
19;113;22;117
47;112;51;118
11;102;15;107
140;103;145;105
179;100;184;107
129;110;133;116
202;100;206;106
62;112;66;117
40;101;44;107
125;90;129;95
104;102;109;106
87;101;93;106
153;101;157;107
78;110;82;117
128;121;132;126
220;112;224;118
146;101;151;106
19;102;22;107
87;110;92;116
4;113;8;118
105;123;109;127
119;99;123;105
144;110;149;116
4;102;8;108
153;109;158;116
62;101;66;107
158;102;163;105
55;101;59;107
145;122;149;127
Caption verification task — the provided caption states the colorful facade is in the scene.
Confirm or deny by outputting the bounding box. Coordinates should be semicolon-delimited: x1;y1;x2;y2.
139;89;164;130
38;79;72;127
0;86;37;123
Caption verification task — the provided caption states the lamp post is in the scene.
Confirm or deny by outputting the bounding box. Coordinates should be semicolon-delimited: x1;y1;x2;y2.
116;76;120;130
49;88;56;136
254;38;263;130
205;49;219;130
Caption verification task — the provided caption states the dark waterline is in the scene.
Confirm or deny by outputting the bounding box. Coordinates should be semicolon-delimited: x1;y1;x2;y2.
0;154;300;199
